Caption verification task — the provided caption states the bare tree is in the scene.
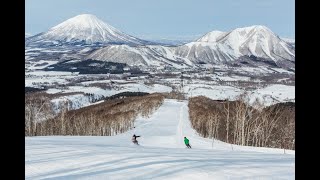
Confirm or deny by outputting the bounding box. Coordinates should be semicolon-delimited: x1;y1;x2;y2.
223;101;230;143
188;95;295;150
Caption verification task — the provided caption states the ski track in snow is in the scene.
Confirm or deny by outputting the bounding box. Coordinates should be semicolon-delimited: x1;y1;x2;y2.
25;99;294;180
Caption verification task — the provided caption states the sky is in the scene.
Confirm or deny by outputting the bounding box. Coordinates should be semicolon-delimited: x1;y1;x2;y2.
25;0;295;40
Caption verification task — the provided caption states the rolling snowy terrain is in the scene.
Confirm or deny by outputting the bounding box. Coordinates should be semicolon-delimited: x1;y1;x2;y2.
25;99;294;180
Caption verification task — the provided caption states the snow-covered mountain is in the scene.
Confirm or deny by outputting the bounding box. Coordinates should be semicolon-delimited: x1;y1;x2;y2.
88;25;295;69
87;44;192;68
174;25;295;66
26;14;149;45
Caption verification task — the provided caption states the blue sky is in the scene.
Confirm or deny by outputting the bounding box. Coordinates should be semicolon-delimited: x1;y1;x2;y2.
25;0;295;40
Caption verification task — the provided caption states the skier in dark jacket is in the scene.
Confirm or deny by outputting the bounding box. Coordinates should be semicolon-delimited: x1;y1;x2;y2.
132;134;140;145
184;137;191;148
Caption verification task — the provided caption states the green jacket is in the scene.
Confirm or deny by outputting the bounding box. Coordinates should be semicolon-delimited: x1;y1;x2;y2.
184;138;189;145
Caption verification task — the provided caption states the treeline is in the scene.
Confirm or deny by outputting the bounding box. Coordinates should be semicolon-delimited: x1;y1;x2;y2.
84;92;150;103
162;91;186;100
26;93;164;136
25;87;46;94
44;59;127;74
25;91;84;133
188;96;295;150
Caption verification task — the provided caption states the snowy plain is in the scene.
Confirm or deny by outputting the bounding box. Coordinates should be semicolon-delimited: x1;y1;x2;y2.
25;99;294;180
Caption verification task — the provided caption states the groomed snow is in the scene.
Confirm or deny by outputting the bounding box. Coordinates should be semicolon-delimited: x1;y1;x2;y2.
26;99;294;179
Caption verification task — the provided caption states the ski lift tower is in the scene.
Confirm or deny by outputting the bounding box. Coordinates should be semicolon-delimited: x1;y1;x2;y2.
180;71;184;91
179;71;186;100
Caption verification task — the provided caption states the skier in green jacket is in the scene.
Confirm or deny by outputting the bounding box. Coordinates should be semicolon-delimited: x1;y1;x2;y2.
184;137;192;148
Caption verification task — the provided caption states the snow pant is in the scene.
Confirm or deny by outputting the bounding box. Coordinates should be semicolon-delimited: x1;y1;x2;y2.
186;144;191;148
133;140;139;145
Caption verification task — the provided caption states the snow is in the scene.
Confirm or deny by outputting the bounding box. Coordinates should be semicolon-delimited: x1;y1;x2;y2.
39;49;71;53
79;47;93;53
26;71;78;76
184;84;242;100
233;66;273;74
51;94;91;112
25;77;68;87
281;38;295;44
180;25;294;63
214;75;251;81
25;48;44;52
249;84;295;106
270;67;294;74
26;60;59;70
277;78;290;82
280;41;295;56
25;32;32;38
47;86;116;97
25;71;80;87
47;83;171;96
26;99;294;179
119;83;172;93
26;68;294;108
44;83;172;110
46;88;64;94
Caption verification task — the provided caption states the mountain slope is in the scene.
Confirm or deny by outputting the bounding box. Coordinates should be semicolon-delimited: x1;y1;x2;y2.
26;14;148;45
196;30;227;42
25;33;32;38
282;38;295;47
26;99;294;179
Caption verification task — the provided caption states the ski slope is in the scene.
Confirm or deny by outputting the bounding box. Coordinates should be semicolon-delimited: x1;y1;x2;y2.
25;99;295;179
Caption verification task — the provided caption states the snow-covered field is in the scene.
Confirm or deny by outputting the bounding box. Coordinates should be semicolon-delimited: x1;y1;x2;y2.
26;99;294;180
248;84;295;105
184;84;242;100
26;69;294;108
184;83;294;106
46;83;172;111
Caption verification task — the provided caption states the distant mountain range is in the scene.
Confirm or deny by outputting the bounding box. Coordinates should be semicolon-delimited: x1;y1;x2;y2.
26;14;295;70
25;33;32;38
281;38;295;47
